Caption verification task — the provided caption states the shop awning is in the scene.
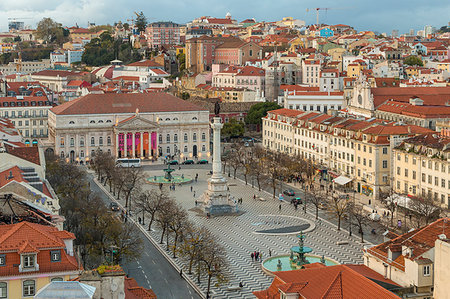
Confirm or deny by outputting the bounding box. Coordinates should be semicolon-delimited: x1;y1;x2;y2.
333;175;352;186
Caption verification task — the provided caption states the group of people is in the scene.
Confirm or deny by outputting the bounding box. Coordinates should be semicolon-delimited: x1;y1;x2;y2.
237;198;243;204
250;251;263;262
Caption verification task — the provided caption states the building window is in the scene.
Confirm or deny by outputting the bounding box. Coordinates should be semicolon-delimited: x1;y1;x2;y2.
193;133;197;142
99;136;103;146
70;138;74;147
80;138;84;146
51;277;63;282
174;134;178;142
60;137;65;146
80;150;84;158
91;137;95;146
23;255;34;268
382;160;387;168
423;265;430;276
184;133;188;142
166;134;170;143
166;146;170;154
159;134;162;143
23;280;35;297
60;151;65;158
184;146;188;153
0;255;5;266
50;250;61;262
202;133;206;141
0;282;6;298
107;136;111;145
202;145;206;151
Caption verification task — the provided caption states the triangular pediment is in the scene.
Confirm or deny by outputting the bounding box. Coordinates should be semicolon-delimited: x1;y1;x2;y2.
115;115;159;130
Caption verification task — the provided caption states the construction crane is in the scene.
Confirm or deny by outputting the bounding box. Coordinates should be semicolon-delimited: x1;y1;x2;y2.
305;7;351;27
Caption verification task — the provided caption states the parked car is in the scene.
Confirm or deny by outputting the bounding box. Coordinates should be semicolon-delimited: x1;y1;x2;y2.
168;160;179;165
283;189;295;196
197;159;209;164
291;197;302;204
110;202;120;212
182;159;195;164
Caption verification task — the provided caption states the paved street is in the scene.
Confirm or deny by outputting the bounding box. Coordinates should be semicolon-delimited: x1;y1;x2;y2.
103;163;381;298
87;172;201;299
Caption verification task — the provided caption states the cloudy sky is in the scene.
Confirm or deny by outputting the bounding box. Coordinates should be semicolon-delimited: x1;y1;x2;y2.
1;0;449;34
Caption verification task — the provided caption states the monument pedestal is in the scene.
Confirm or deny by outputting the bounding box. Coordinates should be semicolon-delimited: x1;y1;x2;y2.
200;116;237;215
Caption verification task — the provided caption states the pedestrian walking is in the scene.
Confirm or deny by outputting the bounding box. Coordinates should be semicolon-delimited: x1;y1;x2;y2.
251;252;254;261
253;194;256;200
193;191;196;197
279;204;282;211
269;249;272;257
138;217;141;224
260;252;262;262
255;251;259;261
195;200;198;206
180;269;183;278
190;186;193;192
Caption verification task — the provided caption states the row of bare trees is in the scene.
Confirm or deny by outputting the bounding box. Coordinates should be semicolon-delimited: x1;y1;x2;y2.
90;151;228;296
222;144;316;198
135;189;229;297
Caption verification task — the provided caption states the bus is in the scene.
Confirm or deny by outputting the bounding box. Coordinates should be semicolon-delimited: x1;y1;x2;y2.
115;158;142;168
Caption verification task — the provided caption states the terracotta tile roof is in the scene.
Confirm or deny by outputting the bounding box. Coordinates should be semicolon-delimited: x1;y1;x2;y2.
235;66;265;77
267;108;305;118
366;218;450;271
151;68;169;75
125;277;157;298
377;100;450;118
0;222;79;277
32;70;80;77
371;86;450;107
398;133;450;151
254;265;400;299
0;96;51;107
5;145;41;165
50;93;205;115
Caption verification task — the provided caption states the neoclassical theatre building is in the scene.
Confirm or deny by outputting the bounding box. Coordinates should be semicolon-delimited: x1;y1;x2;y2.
48;93;210;162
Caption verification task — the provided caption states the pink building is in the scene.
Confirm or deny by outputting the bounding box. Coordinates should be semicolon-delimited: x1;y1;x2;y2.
145;22;180;48
214;41;262;65
212;65;265;91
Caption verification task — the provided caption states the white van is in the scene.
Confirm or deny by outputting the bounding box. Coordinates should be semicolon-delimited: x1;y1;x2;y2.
115;158;142;168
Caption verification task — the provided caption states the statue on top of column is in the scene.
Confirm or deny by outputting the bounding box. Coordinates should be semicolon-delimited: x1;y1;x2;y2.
214;101;220;116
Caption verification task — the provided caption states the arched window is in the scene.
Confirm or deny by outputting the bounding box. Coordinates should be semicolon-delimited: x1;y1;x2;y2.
80;137;84;146
107;136;111;145
0;282;7;297
165;118;170;121
166;134;170;143
192;117;198;121
23;280;35;296
174;134;178;142
80;150;84;158
159;134;162;143
184;133;188;142
69;121;74;124
202;133;206;141
60;137;65;146
91;137;95;146
90;120;95;123
99;137;103;146
98;120;103;123
193;133;197;142
166;146;170;154
70;138;74;147
202;145;206;152
184;146;188;153
60;151;65;158
107;149;111;155
106;120;112;123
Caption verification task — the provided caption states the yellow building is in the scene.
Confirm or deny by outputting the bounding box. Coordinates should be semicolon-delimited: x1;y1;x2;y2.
436;59;450;73
393;133;450;208
0;222;81;298
346;61;366;78
434;238;450;299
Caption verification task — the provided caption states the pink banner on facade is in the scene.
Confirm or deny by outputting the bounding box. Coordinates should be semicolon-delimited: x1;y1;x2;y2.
118;134;124;151
143;132;149;152
151;132;157;150
127;133;133;151
135;132;141;155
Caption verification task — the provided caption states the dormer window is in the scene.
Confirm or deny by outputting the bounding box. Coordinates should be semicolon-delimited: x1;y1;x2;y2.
51;250;61;262
23;254;35;268
0;254;5;266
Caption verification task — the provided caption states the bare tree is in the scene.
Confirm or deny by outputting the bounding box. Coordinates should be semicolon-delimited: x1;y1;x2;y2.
264;151;289;198
120;167;144;211
228;145;244;179
349;203;369;243
409;195;441;228
328;193;349;230
168;203;188;258
199;237;229;298
251;146;266;191
178;226;210;275
379;188;396;228
307;191;323;220
134;189;170;231
155;197;176;245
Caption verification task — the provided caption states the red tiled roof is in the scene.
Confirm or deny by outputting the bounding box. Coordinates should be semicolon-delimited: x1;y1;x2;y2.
371;86;450;107
367;218;450;271
0;222;79;277
32;70;80;77
377;100;450;118
125;277;157;298
50;93;205;115
151;68;169;75
254;265;400;299
267;108;305;118
5;145;41;165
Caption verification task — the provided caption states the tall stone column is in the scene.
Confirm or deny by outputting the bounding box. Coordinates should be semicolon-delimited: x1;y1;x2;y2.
211;117;223;179
124;133;128;157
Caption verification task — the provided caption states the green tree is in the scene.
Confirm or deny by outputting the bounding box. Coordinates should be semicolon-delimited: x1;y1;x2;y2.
135;11;147;33
177;52;186;72
222;118;244;137
245;102;281;125
35;17;68;45
404;55;423;66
